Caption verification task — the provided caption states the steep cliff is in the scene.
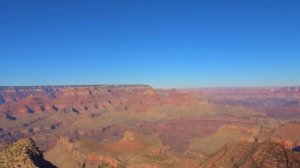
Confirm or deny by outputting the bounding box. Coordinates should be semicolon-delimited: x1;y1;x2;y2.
0;85;155;118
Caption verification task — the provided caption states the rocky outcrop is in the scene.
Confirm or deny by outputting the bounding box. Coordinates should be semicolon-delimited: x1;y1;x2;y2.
202;140;300;168
0;138;56;168
271;124;300;147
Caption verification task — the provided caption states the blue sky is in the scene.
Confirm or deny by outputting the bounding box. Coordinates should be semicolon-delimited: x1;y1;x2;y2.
0;0;300;88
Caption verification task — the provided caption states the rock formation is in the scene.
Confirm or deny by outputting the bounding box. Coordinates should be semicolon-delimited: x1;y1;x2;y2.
0;138;56;168
202;140;300;168
0;85;155;118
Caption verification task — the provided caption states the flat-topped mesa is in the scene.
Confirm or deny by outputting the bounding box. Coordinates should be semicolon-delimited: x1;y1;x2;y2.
0;85;153;103
0;85;155;117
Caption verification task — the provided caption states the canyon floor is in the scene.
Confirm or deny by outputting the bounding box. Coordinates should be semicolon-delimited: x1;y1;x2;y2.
0;85;300;168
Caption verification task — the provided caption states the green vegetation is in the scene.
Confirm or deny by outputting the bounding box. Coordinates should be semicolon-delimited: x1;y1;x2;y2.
98;161;111;168
117;159;127;168
97;160;127;168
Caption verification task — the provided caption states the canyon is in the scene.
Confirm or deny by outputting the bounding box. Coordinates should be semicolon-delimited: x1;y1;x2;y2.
0;85;299;168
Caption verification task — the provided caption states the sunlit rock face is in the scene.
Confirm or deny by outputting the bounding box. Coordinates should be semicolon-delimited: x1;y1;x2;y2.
0;85;155;117
0;138;55;168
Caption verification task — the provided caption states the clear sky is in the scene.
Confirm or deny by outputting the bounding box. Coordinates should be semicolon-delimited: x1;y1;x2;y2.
0;0;299;88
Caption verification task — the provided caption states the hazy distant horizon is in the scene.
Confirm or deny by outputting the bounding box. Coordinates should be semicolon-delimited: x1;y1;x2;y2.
0;83;299;90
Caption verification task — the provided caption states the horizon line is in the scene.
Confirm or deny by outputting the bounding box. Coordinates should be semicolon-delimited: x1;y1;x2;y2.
0;84;299;90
